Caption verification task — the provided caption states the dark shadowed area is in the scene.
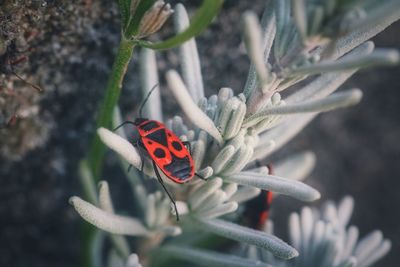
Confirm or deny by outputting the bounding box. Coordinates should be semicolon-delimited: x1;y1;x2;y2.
0;0;398;266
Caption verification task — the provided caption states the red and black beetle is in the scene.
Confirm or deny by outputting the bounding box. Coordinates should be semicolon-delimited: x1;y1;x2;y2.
114;85;204;220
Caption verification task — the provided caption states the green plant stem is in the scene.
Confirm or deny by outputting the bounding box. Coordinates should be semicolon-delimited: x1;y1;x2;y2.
87;38;135;180
80;38;135;267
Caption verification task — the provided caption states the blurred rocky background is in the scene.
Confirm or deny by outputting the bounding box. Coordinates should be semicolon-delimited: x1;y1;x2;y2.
0;0;399;266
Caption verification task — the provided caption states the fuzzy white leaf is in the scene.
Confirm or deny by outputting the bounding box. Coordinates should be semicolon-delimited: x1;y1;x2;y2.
98;181;114;212
211;145;236;174
292;0;307;39
289;213;301;250
69;196;149;236
192;217;299;260
174;4;204;102
243;2;276;99
289;49;399;76
330;1;400;60
195;190;227;214
97;128;144;173
342;226;359;260
225;171;320;201
230;186;261;203
357;239;391;267
286;42;374;104
337;196;354;227
189;178;223;210
274;151;316;181
98;181;131;257
246;89;362;120
256;113;315;158
126;254;143;267
79;160;98;205
199;202;239;219
354;231;383;261
160;246;272;267
166;70;223;144
243;11;271;91
140;48;163;121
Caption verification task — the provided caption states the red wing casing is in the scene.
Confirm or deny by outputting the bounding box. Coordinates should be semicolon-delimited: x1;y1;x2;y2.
137;120;194;184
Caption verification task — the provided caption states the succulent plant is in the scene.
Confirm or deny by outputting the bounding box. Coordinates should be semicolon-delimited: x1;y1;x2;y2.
71;1;400;266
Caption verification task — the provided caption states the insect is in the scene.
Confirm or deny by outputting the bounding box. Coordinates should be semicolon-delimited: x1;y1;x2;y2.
0;40;43;93
245;164;274;229
0;112;19;130
114;85;205;221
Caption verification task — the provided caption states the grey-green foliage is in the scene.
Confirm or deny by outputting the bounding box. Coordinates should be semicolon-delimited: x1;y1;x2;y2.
70;1;399;266
243;197;391;267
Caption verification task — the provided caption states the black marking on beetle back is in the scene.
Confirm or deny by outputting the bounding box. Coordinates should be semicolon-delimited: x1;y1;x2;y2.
172;141;182;151
146;129;168;147
154;148;166;158
164;155;191;180
140;121;160;132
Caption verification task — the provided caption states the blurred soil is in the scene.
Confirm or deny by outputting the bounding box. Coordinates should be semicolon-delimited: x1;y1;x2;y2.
0;1;399;266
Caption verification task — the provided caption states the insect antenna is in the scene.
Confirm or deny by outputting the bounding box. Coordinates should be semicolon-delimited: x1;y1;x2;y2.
113;121;137;131
138;84;159;118
11;71;43;93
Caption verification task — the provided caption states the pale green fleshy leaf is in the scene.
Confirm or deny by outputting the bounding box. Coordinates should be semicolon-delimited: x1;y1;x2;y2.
197;166;213;179
97;127;155;176
273;151;316;181
274;0;292;59
224;101;247;140
286;41;374;104
243;0;276;98
337;257;357;267
242;11;272;92
191;217;299;260
224;171;320;201
222;183;238;199
79;160;98;205
199;202;239;219
292;0;307;39
126;254;143;267
194;190;227;214
329;1;400;60
342;226;359;260
256;113;316;159
246;89;362;121
211;145;236;174
140;48;163;121
98;181;131;258
354;230;383;261
337;196;354;227
221;145;254;176
288;49;399;76
166;70;223;144
230;186;261;203
69;196;149;236
289;212;301;250
174;4;204;102
189;178;223;210
145;193;157;227
160;246;272;267
357;240;391;267
97;128;142;172
92;230;105;267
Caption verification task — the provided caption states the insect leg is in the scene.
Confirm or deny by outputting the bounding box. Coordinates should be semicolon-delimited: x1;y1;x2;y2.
152;161;180;221
195;173;207;181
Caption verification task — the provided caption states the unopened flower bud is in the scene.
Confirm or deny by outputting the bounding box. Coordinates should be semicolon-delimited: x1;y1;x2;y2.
136;1;174;38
